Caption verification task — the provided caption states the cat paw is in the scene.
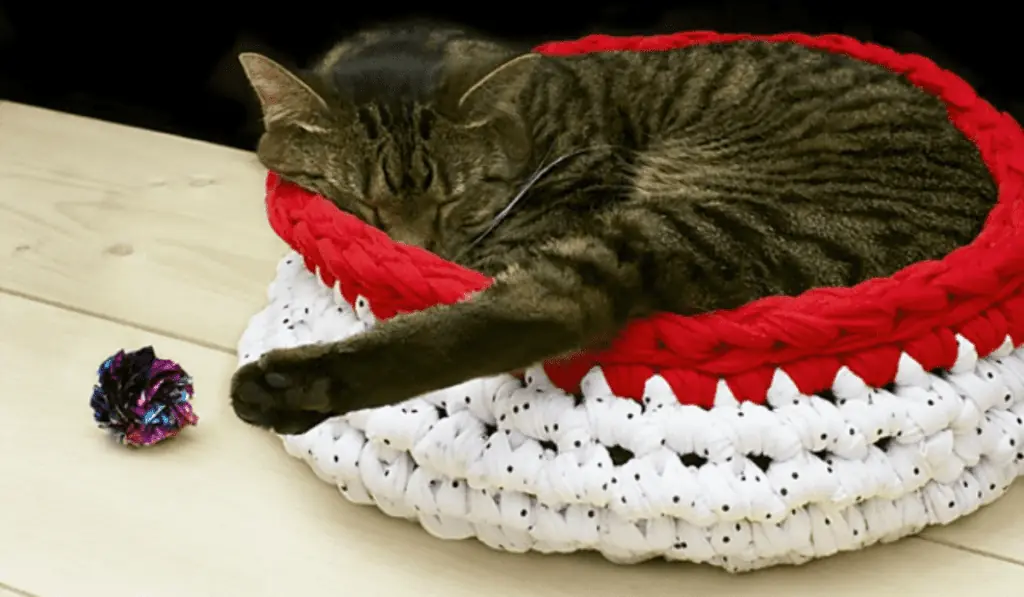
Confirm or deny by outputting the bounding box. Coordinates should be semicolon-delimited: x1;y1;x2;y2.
230;349;337;435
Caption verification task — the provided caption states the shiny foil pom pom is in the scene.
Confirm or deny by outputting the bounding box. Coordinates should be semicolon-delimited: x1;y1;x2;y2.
90;346;199;447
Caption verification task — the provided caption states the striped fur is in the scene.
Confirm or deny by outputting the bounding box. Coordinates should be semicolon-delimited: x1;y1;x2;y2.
231;25;997;434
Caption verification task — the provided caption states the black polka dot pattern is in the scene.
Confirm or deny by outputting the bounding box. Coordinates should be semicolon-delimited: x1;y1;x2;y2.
245;251;1024;572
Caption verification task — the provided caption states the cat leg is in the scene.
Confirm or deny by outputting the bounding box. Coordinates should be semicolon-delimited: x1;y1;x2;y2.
231;235;642;434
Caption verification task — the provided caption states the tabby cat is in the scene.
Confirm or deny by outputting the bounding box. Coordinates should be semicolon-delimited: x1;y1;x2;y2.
230;24;996;435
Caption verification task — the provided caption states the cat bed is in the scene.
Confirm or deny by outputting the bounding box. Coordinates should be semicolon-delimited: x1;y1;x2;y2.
236;31;1024;572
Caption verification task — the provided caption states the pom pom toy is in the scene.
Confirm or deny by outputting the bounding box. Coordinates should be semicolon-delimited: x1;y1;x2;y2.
90;346;198;446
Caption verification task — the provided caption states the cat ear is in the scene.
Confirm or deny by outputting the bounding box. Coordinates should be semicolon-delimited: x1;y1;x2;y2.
456;53;541;163
238;52;328;128
457;53;542;120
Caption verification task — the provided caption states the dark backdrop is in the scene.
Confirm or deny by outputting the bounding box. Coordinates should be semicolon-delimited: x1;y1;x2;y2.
0;1;1020;151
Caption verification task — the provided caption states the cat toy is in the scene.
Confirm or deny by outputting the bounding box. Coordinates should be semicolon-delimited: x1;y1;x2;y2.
90;346;199;446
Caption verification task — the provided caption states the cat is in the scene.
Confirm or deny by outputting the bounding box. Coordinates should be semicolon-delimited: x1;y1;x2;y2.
230;23;996;435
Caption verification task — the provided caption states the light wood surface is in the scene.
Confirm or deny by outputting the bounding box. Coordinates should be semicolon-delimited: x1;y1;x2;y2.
0;102;282;350
2;100;1023;596
0;585;36;597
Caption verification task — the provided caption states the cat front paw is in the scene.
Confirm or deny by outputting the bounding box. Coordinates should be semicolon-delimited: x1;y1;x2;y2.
230;348;338;435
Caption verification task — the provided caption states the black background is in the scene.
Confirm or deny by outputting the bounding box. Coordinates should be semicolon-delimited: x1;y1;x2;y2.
0;1;1019;151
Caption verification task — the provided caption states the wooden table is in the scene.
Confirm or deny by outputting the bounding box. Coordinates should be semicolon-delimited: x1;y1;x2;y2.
2;101;1023;597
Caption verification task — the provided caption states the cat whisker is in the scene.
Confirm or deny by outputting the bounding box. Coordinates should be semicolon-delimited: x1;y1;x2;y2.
458;146;609;259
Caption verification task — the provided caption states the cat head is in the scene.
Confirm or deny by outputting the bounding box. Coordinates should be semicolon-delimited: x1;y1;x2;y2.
239;36;542;255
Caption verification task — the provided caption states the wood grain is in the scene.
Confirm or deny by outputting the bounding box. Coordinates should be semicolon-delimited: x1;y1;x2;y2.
921;483;1024;561
3;100;1024;593
2;292;1022;597
0;584;38;597
0;102;285;351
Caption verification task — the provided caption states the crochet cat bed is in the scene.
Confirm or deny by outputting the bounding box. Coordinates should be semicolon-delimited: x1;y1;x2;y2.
236;31;1024;572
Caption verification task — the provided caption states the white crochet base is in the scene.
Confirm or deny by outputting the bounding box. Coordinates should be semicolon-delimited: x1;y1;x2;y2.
238;252;1024;572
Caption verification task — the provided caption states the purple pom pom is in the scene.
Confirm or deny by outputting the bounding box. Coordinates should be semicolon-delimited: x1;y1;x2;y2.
90;346;198;447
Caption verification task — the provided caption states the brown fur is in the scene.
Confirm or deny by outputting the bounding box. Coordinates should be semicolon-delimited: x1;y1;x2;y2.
230;24;996;434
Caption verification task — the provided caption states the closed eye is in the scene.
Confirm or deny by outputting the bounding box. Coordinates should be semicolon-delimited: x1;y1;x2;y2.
482;174;507;184
277;168;327;185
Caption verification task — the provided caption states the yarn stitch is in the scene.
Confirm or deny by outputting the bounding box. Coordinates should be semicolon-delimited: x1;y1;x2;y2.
264;31;1024;407
239;253;1024;571
239;31;1024;570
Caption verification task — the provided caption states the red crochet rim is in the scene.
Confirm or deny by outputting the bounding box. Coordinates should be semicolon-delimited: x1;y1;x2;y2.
264;31;1024;408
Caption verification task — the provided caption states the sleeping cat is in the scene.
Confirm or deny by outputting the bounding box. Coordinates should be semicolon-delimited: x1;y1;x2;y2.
230;24;996;435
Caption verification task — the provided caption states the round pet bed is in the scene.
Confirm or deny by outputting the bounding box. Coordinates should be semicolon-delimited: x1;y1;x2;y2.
236;31;1024;572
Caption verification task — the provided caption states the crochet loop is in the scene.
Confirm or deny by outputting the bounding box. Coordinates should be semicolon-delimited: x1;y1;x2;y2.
264;31;1024;407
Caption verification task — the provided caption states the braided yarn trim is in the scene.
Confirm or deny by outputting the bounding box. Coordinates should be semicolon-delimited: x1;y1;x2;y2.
264;30;1024;408
238;254;1024;571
